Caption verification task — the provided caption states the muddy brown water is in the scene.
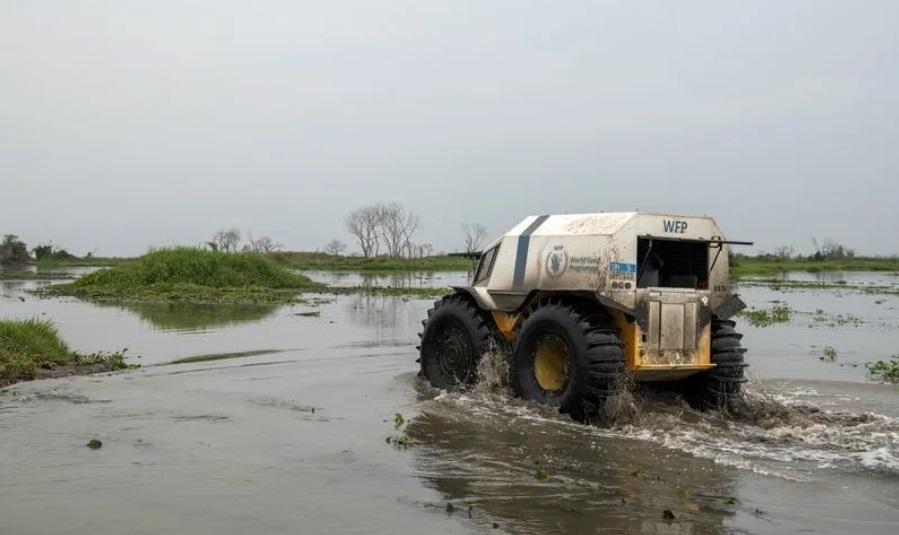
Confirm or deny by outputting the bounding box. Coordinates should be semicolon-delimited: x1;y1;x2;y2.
1;269;898;534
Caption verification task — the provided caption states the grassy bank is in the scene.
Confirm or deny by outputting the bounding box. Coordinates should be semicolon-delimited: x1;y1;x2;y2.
0;318;131;387
40;247;322;304
273;251;898;276
731;257;899;277
21;247;899;282
269;252;475;272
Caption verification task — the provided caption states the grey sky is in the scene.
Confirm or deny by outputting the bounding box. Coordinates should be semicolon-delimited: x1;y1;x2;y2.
2;1;897;257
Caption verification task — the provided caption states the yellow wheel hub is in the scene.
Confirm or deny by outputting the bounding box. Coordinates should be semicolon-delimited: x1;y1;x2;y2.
533;335;569;392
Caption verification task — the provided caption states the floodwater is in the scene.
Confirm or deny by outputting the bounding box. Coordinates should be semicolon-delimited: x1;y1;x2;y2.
1;269;898;534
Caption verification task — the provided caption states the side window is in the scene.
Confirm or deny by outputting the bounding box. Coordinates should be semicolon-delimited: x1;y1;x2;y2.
474;245;499;284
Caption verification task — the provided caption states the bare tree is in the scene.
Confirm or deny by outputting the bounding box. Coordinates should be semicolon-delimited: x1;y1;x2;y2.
325;239;347;256
345;202;420;258
411;242;433;259
811;237;855;260
462;223;487;253
212;228;241;253
822;239;854;259
242;234;283;253
772;245;794;260
399;209;421;259
379;201;420;258
379;202;403;258
346;205;383;258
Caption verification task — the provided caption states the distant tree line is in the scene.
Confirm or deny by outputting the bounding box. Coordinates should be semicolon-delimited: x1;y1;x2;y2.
208;228;283;254
737;237;858;262
338;202;490;259
0;234;76;266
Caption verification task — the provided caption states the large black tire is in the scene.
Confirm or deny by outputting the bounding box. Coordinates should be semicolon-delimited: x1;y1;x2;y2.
511;300;625;420
418;294;494;391
689;316;748;410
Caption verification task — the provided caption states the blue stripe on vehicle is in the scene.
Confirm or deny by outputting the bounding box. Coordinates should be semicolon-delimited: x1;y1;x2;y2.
512;215;550;289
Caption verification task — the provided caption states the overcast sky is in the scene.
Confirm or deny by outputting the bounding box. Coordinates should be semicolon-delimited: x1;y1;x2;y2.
1;1;897;257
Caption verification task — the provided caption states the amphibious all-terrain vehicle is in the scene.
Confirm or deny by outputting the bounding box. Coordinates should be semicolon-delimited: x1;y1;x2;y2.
418;212;752;419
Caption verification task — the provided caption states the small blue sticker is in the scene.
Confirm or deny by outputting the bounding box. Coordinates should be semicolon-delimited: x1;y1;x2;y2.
610;262;637;274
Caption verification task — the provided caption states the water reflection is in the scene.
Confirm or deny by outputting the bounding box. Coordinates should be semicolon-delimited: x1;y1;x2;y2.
345;293;418;332
0;279;57;296
0;280;26;296
358;272;437;288
405;391;737;535
100;302;281;332
0;266;101;278
738;270;899;287
303;270;471;289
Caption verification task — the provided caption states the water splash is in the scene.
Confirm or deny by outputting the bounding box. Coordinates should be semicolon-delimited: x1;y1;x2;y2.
421;366;899;477
604;381;899;476
472;342;512;397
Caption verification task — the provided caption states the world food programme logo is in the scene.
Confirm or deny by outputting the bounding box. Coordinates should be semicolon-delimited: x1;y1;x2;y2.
544;246;568;277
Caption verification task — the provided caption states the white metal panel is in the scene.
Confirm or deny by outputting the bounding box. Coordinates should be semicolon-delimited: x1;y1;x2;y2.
505;215;544;237
475;210;734;312
631;213;723;242
483;235;519;290
530;213;636;237
660;303;685;350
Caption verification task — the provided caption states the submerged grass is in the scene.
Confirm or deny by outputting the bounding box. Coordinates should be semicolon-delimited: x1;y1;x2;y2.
40;247;322;304
298;285;452;299
735;278;899;297
811;310;864;328
0;317;131;387
732;257;899;277
0;270;75;280
269;251;475;272
739;303;792;327
34;256;132;268
866;356;899;384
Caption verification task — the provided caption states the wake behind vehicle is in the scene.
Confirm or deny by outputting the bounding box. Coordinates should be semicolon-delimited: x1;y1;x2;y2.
417;211;752;420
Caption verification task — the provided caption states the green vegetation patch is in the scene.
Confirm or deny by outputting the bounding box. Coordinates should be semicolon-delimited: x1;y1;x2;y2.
866;356;899;384
740;303;792;327
811;310;863;328
40;247;322;304
0;318;130;387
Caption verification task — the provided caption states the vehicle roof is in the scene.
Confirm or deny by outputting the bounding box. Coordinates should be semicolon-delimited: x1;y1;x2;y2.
505;211;716;237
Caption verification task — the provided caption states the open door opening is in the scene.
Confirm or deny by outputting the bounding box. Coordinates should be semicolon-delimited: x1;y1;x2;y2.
636;238;709;289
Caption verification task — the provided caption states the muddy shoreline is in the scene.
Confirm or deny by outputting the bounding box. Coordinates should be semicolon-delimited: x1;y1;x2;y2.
0;361;132;389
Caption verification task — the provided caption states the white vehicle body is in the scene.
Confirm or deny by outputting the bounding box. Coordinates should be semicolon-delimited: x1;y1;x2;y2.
454;212;748;381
